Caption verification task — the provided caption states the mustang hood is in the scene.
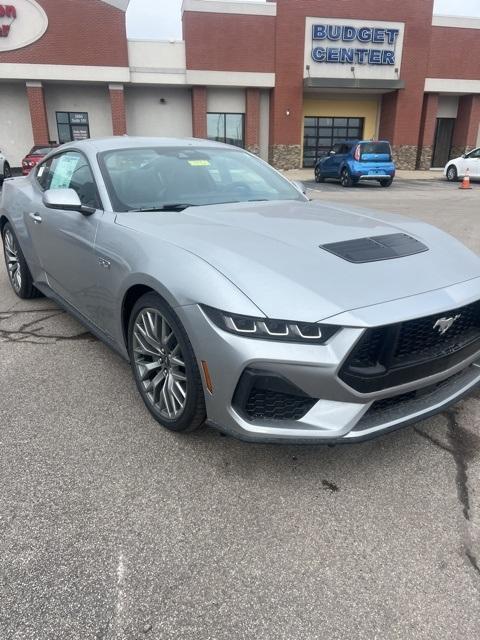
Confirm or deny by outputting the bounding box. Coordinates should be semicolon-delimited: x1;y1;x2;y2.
117;200;480;322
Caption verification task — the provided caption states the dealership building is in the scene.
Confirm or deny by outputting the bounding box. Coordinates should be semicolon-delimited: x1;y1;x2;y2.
0;0;480;170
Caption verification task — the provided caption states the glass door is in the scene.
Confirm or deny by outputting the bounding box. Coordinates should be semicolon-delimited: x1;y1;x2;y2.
303;117;364;167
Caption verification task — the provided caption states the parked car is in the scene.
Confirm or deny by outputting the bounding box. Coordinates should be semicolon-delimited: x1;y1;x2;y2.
445;147;480;181
22;144;58;175
0;148;12;184
315;140;395;187
2;137;480;444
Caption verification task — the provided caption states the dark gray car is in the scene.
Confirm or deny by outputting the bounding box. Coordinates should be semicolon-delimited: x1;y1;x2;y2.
2;137;480;443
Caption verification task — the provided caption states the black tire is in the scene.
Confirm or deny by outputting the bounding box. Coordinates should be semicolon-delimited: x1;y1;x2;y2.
3;163;11;179
2;222;42;299
314;166;325;183
380;178;393;187
446;165;458;182
128;292;206;433
340;168;354;188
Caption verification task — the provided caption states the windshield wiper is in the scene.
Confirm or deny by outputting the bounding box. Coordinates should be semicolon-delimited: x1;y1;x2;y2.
131;203;197;212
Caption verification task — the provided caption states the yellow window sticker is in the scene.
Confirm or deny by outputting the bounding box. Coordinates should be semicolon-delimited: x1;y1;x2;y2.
188;159;210;167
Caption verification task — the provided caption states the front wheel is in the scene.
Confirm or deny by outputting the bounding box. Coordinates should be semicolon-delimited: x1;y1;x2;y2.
340;168;354;188
446;165;458;182
380;178;393;188
314;166;325;183
128;293;206;433
2;223;42;299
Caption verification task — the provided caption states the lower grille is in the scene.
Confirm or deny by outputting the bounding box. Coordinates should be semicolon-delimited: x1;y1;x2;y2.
340;300;480;393
233;369;317;422
352;366;480;432
245;387;316;421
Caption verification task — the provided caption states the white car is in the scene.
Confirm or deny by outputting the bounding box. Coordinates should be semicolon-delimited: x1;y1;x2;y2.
0;148;12;184
445;147;480;181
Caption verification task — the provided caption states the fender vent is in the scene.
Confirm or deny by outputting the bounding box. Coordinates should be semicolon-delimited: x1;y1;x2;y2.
320;233;428;264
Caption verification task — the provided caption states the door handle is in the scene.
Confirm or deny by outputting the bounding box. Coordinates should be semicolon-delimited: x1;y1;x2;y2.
29;212;42;224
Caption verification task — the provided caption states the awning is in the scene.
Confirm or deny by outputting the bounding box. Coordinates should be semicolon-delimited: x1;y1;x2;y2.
304;78;405;90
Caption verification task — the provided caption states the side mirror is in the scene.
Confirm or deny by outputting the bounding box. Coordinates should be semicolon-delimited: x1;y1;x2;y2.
292;180;307;195
42;188;96;216
329;150;336;156
462;153;467;159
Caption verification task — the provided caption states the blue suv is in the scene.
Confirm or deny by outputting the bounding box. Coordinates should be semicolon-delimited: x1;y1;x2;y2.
314;140;395;188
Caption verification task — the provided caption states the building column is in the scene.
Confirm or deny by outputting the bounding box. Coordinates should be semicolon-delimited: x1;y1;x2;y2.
416;93;438;169
191;86;207;138
378;88;426;170
268;85;303;170
451;95;480;158
245;88;260;155
109;84;127;136
26;81;50;145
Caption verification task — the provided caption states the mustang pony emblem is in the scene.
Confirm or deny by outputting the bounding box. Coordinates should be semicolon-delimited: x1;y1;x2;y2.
433;315;461;335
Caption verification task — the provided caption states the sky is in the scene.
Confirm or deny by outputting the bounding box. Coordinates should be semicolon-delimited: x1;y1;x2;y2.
126;0;480;40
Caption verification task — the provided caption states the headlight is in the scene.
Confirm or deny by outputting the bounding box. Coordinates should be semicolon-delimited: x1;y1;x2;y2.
201;305;339;344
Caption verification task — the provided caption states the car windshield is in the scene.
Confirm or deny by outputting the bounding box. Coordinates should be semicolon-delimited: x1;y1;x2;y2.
98;146;305;212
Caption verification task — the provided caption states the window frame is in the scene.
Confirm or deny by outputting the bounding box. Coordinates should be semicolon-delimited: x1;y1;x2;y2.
34;149;103;211
56;111;90;144
207;112;245;148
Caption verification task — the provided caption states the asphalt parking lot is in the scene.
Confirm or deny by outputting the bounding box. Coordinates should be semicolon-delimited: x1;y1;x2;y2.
1;178;480;639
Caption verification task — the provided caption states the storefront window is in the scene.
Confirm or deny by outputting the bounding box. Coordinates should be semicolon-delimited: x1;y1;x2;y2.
303;116;364;167
56;112;90;144
207;113;244;148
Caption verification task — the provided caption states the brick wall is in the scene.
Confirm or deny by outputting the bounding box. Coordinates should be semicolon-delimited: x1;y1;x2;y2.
183;12;275;72
0;0;128;67
109;86;127;136
26;84;49;144
428;27;480;79
245;88;260;153
192;86;207;138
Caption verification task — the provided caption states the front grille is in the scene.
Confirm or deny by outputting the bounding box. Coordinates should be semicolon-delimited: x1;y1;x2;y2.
245;387;316;421
341;300;480;393
232;368;317;422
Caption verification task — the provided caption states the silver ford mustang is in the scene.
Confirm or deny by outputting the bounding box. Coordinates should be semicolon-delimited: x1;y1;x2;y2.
2;137;480;443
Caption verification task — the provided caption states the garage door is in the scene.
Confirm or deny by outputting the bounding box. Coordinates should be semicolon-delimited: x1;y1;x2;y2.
303;117;364;168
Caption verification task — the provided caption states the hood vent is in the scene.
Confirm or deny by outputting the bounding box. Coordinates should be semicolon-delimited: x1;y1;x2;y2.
320;233;428;264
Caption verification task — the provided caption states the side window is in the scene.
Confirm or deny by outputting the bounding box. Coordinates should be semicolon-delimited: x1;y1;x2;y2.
36;157;55;191
468;148;480;159
48;152;101;209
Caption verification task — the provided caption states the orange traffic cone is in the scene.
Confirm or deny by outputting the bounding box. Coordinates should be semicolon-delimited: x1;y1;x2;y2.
459;169;472;190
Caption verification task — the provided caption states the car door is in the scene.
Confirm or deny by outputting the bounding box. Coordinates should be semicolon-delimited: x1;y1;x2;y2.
27;150;102;320
463;148;480;177
321;143;342;176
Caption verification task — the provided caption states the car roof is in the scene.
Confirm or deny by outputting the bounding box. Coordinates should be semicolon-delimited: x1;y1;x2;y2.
335;140;390;145
55;136;238;154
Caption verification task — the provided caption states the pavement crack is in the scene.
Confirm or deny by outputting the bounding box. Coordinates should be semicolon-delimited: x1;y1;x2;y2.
413;426;453;454
444;409;470;520
465;550;480;578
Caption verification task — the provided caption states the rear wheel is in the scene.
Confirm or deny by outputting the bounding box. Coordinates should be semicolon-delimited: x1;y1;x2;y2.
446;165;458;182
380;178;393;187
2;223;41;299
128;293;206;433
340;168;354;188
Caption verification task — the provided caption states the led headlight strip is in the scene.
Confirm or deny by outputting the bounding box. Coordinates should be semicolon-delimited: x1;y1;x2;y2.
201;305;339;345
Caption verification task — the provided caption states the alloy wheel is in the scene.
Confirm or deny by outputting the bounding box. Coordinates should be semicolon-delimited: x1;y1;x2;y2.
447;166;457;181
132;308;188;419
4;229;22;293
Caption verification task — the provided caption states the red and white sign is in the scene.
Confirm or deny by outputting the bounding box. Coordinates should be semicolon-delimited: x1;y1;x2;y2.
0;5;16;37
0;0;47;51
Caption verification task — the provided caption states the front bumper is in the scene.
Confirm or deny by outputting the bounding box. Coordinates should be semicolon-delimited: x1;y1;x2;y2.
178;293;480;443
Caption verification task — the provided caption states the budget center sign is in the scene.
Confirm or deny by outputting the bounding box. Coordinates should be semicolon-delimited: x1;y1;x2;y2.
304;17;405;80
